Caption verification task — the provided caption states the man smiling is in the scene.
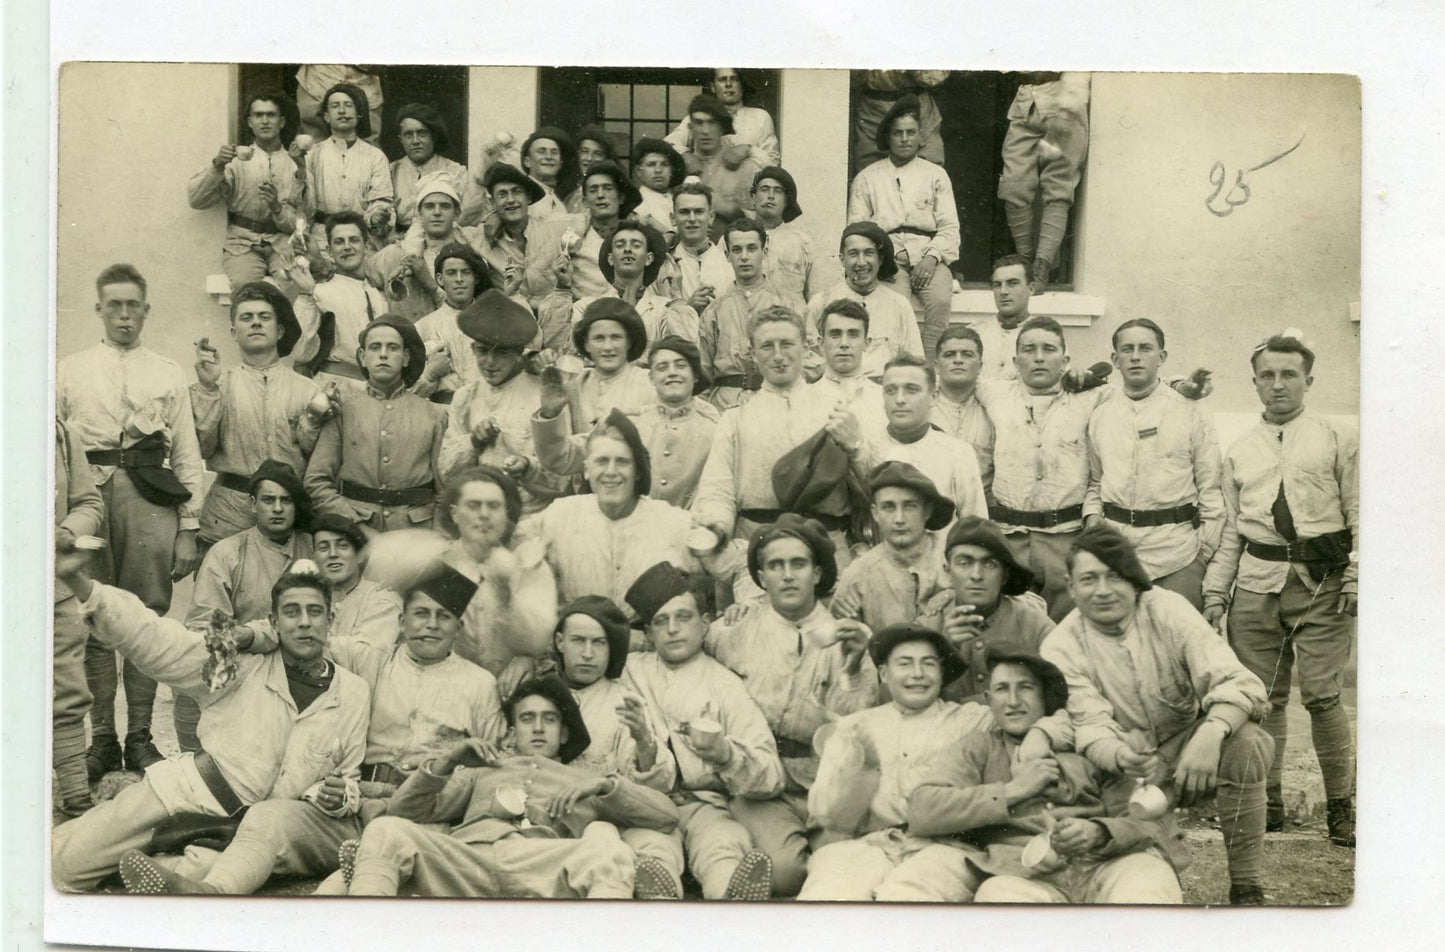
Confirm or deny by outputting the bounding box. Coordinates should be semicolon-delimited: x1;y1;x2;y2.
304;82;393;251
805;222;923;381
411;243;494;400
291;212;390;390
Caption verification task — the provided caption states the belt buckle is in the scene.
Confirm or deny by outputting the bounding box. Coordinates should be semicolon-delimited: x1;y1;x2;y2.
1286;540;1307;561
1040;510;1059;529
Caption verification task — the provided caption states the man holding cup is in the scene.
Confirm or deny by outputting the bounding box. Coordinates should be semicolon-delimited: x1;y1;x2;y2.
906;648;1186;903
304;82;393;252
1039;525;1275;904
187;90;308;290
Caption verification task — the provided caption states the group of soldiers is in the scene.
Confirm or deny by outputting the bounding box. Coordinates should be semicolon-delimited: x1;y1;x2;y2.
50;68;1356;905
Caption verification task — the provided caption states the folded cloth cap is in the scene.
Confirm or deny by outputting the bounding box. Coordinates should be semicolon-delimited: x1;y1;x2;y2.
686;94;735;136
432;242;495;293
943;516;1034;597
625;561;706;626
632;137;688;190
407;561;479;619
247;458;313;532
599;220;669;290
983;647;1069;716
747;513;838;597
751;166;802;222
230;281;303;358
356;314;427;388
581;160;643;219
1070;524;1153;592
482;162;546;205
576;124;616;158
394;102;450;154
867;622;966;685
457;289;539;350
308;512;368;552
873;93;922;153
520;126;579;196
503;674;592;765
412;171;462;214
838;221;899;281
772;430;866;523
573;297;648;363
648;335;711;394
868;460;954;532
556;595;632;680
588;408;651;498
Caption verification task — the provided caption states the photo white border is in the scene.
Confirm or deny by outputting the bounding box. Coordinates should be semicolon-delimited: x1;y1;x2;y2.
8;0;1443;949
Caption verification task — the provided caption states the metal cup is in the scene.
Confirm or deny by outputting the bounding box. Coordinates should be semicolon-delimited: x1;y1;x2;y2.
1128;781;1170;820
686;526;722;557
494;783;528;817
1020;831;1059;869
687;717;723;748
234;145;255;160
293;134;314;151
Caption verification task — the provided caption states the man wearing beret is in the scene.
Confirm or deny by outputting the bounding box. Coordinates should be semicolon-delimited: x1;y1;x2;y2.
541;219;702;354
273;513;402;653
440;291;570;514
621;562;784;900
366;174;475;322
560;297;656;429
683;94;764;240
522;411;704;619
533;336;720;509
1039;526;1275;903
832;462;954;632
551;596;682;898
411;242;496;401
1204;331;1357;847
516;127;583;225
915;515;1055;704
52;559;368;892
190;281;327;549
751;167;813;302
858;355;988;525
472;163;550;302
667;69;781;170
58;263;206;780
699;218;813;409
177;459;315;751
120;562;505;896
1083;318;1224;611
306;316;447;537
289;211;391;390
799;624;989;901
908;648;1187;903
338;675;678;898
848;95;960;357
632;138;686;243
706;514;879;895
804;223;924;382
693;306;865;548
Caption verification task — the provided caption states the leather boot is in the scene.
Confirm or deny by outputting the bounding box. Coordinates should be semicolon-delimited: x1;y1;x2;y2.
86;735;122;782
123;730;165;772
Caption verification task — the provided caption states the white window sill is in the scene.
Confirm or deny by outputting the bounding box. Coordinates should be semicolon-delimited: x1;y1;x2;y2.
206;274;232;307
949;289;1105;327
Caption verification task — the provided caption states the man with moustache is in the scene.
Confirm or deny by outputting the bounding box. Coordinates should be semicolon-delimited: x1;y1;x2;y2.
187;90;307;289
305;316;447;537
304;82;393;251
51;560;368;892
290;212;390;390
58;264;205;780
698;218;812;409
191;282;326;549
805;222;923;382
848;95;960;356
931;325;995;491
533;335;719;509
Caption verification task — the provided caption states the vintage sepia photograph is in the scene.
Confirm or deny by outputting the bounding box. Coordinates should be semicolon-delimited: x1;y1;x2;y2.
45;56;1361;938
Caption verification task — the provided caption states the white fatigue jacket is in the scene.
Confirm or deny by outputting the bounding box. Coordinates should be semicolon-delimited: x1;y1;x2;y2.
763;220;814;302
667;105;781;168
1039;589;1269;775
329;640;505;770
1204;409;1359;600
1085;383;1224;578
931;389;995;492
847;156;961;267
832;533;952;632
805;281;924;381
187;146;307;258
572;677;677;791
857;426;989;525
291;273;388;373
441;371;570;513
808;698;991;834
810;372;887;438
185;526;313;631
620;650;785;804
77;583;369;812
705;601;879;790
305;135;392;217
246;577;402;656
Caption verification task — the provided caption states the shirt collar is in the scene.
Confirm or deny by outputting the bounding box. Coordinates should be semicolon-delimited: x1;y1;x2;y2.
101;337;142;353
761;376;808;398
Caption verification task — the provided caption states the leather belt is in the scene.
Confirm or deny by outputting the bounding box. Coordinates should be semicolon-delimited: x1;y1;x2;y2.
215;471;253;494
889;225;936;238
712;374;761;392
1243;530;1352;564
312;211;340;226
360;762;409;785
193;749;246;817
1102;502;1199;528
228;211;280;235
340;480;435;508
775;735;814;760
317;359;366;380
86;447;166;468
989;502;1084;530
